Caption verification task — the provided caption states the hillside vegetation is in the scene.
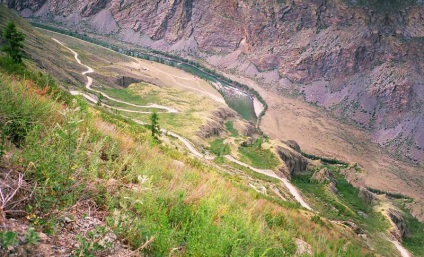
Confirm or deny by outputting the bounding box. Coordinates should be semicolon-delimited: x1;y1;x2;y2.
1;5;423;257
0;6;378;256
0;50;375;256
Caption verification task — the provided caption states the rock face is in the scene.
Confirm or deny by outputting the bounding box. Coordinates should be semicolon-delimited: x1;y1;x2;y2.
285;140;301;153
277;146;308;177
387;208;408;242
311;168;335;184
116;76;142;88
358;187;376;205
7;0;424;162
196;108;237;138
311;168;338;194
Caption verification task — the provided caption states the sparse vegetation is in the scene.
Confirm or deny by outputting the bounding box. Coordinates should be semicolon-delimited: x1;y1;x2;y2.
301;151;348;166
0;6;421;256
209;138;230;156
402;209;424;256
291;166;403;256
225;121;239;136
0;50;376;256
238;140;280;169
345;0;417;12
30;22;268;122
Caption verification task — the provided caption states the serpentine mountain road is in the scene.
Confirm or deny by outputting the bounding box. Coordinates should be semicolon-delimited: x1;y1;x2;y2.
52;37;412;257
52;37;312;209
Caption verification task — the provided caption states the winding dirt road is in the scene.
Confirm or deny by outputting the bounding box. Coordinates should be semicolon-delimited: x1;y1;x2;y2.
53;38;178;114
224;155;312;210
52;37;318;212
52;37;413;257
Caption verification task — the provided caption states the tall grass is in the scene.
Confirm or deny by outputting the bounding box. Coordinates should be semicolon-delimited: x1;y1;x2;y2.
0;60;374;256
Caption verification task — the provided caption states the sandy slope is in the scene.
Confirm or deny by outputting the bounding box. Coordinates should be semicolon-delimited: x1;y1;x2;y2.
53;37;313;211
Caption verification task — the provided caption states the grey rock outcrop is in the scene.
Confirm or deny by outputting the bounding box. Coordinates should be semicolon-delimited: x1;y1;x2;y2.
285;140;301;153
311;168;338;194
358;187;376;205
387;208;408;242
196;108;237;138
311;168;335;184
277;146;308;177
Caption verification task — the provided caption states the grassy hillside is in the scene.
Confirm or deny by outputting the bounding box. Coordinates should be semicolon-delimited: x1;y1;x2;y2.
0;6;379;256
0;56;376;256
2;5;422;257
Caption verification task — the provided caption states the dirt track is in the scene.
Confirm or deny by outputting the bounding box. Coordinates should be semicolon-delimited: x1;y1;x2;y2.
53;37;313;211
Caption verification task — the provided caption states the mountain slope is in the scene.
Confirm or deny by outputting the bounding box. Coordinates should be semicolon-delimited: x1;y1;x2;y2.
0;6;392;257
6;0;424;163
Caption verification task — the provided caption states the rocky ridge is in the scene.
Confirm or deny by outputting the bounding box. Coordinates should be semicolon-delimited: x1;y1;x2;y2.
5;0;424;162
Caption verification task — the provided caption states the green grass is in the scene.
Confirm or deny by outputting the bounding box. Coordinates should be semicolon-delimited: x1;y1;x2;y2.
225;160;281;184
225;121;239;137
100;86;151;106
238;145;279;170
292;167;397;256
390;199;424;256
209;138;230;156
403;210;424;256
0;65;378;256
0;8;403;255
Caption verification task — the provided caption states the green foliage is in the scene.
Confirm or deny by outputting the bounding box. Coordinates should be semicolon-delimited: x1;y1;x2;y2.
238;143;279;169
74;226;112;257
107;191;298;257
311;215;326;226
301;151;348;166
0;125;6;159
0;76;54;146
1;22;25;63
366;187;412;200
150;111;160;140
25;227;40;245
209;139;230;156
225;121;239;136
23;99;88;219
0;56;71;103
292;168;395;256
402;210;424;256
0;231;18;249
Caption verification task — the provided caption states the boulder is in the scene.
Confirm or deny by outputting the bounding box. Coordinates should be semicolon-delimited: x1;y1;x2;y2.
277;146;308;176
285;140;301;153
342;221;364;235
311;168;338;194
311;168;335;184
294;238;312;256
196;120;225;138
358;187;375;205
241;123;256;137
197;108;238;138
387;208;407;241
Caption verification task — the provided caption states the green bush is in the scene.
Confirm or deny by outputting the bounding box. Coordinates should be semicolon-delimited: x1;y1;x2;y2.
238;144;279;169
209;139;230;156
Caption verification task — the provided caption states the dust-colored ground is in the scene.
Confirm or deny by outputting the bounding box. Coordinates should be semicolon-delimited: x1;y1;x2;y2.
40;30;424;219
44;30;228;142
45;30;224;105
220;72;424;220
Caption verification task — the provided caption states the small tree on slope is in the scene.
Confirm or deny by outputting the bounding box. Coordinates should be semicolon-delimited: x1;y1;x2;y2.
150;111;160;140
1;22;25;63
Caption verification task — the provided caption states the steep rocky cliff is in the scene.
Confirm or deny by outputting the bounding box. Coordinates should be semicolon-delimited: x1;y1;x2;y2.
6;0;424;162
